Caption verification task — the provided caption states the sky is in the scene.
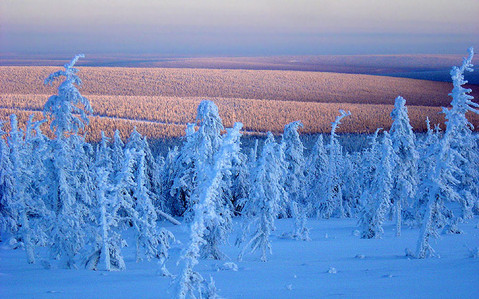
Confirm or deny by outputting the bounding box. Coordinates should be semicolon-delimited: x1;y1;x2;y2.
1;0;478;56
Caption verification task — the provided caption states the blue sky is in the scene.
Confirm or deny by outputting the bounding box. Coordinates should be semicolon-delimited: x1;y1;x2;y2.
1;0;478;55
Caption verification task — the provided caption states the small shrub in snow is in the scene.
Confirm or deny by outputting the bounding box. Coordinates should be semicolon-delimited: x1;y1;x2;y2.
469;247;479;259
214;262;238;272
327;267;337;274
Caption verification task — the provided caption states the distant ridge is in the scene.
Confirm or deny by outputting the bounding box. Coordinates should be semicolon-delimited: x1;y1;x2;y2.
1;54;477;84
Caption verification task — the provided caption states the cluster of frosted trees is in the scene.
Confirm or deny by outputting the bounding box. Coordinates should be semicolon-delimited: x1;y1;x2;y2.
0;50;478;297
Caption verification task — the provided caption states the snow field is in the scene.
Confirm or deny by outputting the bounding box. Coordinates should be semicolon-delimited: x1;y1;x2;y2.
1;217;478;298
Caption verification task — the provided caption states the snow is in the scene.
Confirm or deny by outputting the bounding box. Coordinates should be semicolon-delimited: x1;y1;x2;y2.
1;217;478;298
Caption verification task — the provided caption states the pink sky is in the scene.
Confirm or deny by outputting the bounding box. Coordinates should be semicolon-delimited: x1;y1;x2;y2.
1;0;478;55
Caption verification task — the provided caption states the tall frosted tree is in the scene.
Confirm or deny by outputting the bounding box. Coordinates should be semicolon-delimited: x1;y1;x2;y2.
239;132;287;262
0;121;15;242
131;149;161;262
42;54;93;268
444;48;479;220
413;119;440;223
5;115;47;263
111;129;125;174
44;54;92;139
125;128;160;208
230;151;250;213
389;96;419;236
281;121;309;240
160;146;180;215
171;100;224;218
24;116;49;215
415;48;478;258
177;122;242;299
307;134;329;218
86;132;127;271
358;132;394;239
342;152;362;216
320;110;351;218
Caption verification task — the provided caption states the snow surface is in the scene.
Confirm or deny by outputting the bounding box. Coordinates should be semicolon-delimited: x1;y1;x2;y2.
1;217;478;298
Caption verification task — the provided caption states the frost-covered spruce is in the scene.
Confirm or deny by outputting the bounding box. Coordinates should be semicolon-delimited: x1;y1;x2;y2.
169;126;198;216
320;110;351;218
71;134;95;209
358;132;393;239
159;146;180;215
239;132;287;262
197;122;242;260
45;136;89;268
360;128;382;196
5;115;49;263
415;48;478;258
111;148;137;228
24;116;50;213
41;55;94;268
389;96;419;236
133;148;176;272
230;151;250;213
443;47;479;220
85;132;127;271
125;128;161;208
281;121;309;240
171;100;224;218
177;122;242;299
307;134;328;218
0;121;15;242
341;152;362;216
111;129;125;174
413;119;440;223
133;149;158;261
44;54;92;138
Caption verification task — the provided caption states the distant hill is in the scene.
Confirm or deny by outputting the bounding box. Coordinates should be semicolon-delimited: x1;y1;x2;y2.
0;66;477;140
1;54;477;83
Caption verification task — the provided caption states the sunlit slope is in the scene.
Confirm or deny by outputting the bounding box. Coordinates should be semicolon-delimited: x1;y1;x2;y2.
1;66;477;139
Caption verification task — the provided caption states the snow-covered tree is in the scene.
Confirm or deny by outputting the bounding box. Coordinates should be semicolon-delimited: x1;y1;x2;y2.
6;115;38;263
281;121;309;240
0;121;15;242
171;100;225;218
85;132;127;271
41;55;94;268
230;151;250;213
159;146;180;215
46;137;88;268
307;134;328;218
70;134;95;212
444;48;479;220
358;132;394;239
24;115;49;214
125;128;160;206
320;110;351;218
341;152;362;216
359;128;383;205
3;113;81;268
131;149;160;262
44;54;92;139
239;132;287;262
415;48;478;258
389;96;419;236
111;129;125;174
412;119;440;224
177;122;242;299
